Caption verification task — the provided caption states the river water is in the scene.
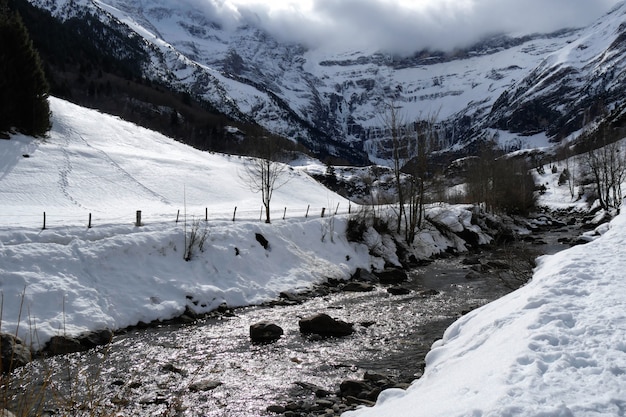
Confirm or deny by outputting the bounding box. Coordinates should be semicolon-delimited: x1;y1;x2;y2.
8;219;578;416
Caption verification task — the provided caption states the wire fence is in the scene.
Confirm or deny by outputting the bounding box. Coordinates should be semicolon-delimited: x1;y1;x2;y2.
0;202;358;231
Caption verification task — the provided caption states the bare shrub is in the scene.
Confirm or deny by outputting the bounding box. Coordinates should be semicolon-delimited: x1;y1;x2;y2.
184;218;209;261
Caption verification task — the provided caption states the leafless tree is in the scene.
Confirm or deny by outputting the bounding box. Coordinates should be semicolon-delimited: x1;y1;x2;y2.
240;133;290;223
585;137;626;211
381;100;409;235
382;100;439;243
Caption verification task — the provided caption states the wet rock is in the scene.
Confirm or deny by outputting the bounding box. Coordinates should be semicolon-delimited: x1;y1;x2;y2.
342;282;374;292
0;333;31;373
299;313;354;337
250;321;284;343
80;328;113;349
279;291;303;305
363;371;393;385
188;379;222;392
350;268;378;283
266;404;286;414
374;268;408;285
387;286;410;295
339;379;372;398
44;335;84;355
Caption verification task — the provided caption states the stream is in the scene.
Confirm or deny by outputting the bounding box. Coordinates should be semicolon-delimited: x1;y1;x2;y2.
8;215;581;417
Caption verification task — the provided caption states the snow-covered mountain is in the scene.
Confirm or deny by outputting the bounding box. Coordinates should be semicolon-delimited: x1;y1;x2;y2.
27;0;626;163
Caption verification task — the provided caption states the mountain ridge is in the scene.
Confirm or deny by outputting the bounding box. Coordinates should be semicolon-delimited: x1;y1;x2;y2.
24;0;626;164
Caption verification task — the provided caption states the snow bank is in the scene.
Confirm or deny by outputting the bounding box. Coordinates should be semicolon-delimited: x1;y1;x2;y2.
345;198;626;416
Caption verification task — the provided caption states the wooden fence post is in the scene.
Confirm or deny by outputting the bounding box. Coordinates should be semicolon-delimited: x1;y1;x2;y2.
321;207;326;218
349;202;351;214
42;212;46;230
305;204;310;218
205;207;208;221
176;210;180;223
135;210;142;227
88;213;92;229
335;202;340;215
232;206;237;222
283;207;287;220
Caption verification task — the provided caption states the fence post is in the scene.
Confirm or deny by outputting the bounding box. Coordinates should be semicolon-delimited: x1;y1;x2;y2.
176;210;180;223
335;202;340;215
321;207;326;218
42;212;46;230
205;207;208;222
260;206;263;222
349;202;351;214
305;205;310;218
88;213;92;229
283;207;287;220
232;206;237;222
135;210;142;227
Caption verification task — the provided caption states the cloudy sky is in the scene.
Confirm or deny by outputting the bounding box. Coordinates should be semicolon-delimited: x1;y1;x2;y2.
203;0;622;54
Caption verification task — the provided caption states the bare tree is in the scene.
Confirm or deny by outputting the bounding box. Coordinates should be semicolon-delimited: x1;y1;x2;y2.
240;133;290;223
403;115;439;243
382;100;439;243
585;137;626;211
381;100;409;235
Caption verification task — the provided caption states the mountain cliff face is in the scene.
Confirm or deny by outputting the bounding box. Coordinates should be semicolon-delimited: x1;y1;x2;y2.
26;0;626;164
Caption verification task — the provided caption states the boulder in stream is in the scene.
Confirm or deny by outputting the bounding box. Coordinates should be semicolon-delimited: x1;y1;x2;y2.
299;313;354;337
250;321;284;343
374;268;408;285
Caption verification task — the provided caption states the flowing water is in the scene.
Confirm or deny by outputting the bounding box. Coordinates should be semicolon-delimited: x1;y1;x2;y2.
8;220;578;416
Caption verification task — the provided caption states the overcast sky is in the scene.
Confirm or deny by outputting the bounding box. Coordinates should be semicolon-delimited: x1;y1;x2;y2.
198;0;622;54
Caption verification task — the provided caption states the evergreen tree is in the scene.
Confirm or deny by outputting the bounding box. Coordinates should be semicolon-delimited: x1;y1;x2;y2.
0;0;50;136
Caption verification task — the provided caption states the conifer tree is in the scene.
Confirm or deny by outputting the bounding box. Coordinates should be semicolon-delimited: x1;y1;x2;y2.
0;0;50;136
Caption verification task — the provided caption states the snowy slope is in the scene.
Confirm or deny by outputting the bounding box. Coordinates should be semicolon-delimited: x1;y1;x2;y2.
26;0;626;162
0;97;372;349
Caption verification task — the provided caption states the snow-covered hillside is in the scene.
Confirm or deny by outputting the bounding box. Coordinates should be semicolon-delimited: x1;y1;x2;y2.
26;0;626;163
0;98;372;349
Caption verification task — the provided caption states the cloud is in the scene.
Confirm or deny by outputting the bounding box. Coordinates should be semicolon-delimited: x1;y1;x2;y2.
214;0;622;54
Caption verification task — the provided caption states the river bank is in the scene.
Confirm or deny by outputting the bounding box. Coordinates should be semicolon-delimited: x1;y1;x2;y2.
2;207;590;417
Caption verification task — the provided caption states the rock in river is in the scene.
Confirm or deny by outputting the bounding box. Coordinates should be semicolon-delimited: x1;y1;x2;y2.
250;321;284;343
299;313;354;337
